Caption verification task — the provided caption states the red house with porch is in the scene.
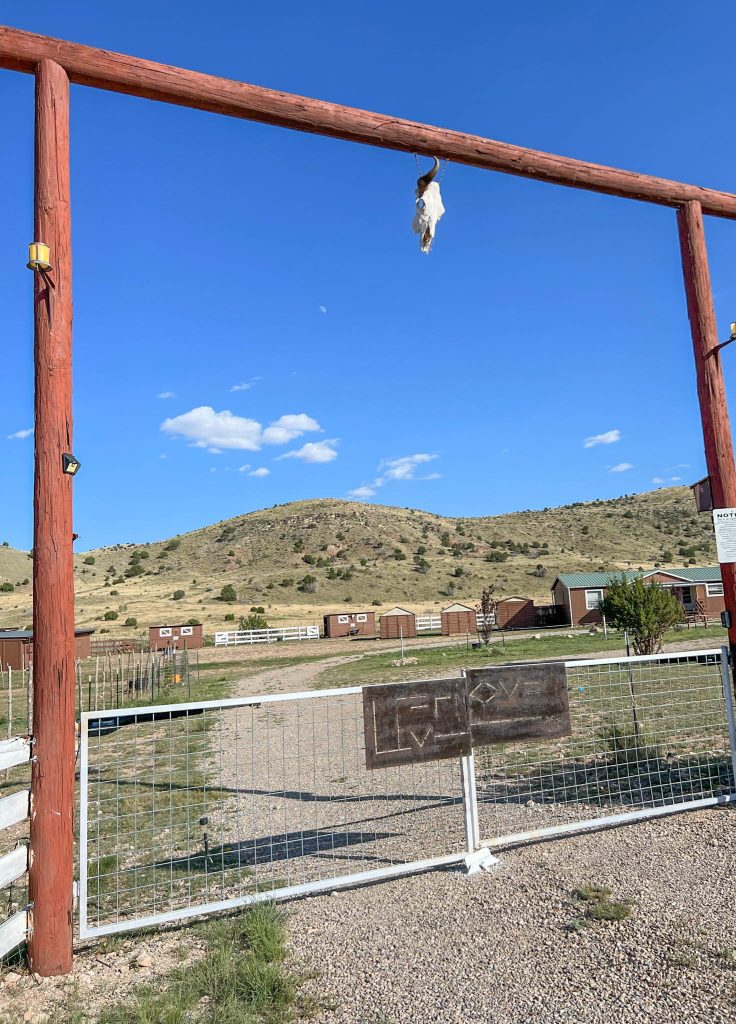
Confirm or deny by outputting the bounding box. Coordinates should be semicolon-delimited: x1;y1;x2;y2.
551;567;725;627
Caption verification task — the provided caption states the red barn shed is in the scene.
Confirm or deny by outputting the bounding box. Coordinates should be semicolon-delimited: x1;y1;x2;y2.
149;624;204;651
0;628;95;670
323;611;376;638
440;603;477;636
379;607;417;640
496;597;536;630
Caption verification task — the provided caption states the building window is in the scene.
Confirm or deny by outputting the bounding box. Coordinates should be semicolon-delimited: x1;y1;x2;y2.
356;614;367;623
159;627;172;637
337;615;349;624
707;583;724;597
585;589;604;611
180;626;193;636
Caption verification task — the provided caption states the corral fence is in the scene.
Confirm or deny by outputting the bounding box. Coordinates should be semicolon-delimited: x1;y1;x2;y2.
416;614;496;633
89;637;138;656
214;625;319;646
78;646;736;939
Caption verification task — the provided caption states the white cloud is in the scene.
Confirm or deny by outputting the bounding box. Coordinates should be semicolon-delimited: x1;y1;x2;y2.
161;406;262;450
249;467;270;478
7;428;32;440
665;463;690;470
652;476;665;484
237;464;251;473
230;377;261;392
584;429;621;448
319;305;327;314
610;463;633;473
263;413;321;445
157;391;175;400
380;453;438;481
348;454;441;497
670;475;682;482
279;439;339;463
159;454;167;460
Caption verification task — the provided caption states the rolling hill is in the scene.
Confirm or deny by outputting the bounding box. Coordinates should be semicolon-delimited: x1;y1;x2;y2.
0;486;717;634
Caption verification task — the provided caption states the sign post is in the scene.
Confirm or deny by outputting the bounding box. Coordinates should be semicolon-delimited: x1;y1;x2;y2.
678;202;736;658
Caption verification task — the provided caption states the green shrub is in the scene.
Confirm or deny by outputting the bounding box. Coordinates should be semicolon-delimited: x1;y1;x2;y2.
124;617;137;627
240;613;268;630
220;584;237;602
83;555;96;565
224;613;236;622
186;618;201;626
103;611;118;621
173;590;185;601
601;575;682;655
0;582;14;592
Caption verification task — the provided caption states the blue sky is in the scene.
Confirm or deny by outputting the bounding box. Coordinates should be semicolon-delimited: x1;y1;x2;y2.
3;1;736;548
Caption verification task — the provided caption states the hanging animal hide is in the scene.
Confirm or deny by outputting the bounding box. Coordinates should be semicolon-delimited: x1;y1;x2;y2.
413;171;445;254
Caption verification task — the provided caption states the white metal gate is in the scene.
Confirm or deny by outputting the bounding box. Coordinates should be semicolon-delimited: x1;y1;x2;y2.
78;647;736;939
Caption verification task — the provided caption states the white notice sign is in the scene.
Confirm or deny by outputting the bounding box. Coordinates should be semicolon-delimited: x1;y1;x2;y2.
712;508;736;563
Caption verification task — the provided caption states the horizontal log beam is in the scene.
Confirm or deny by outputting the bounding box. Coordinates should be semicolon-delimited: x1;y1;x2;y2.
1;26;736;218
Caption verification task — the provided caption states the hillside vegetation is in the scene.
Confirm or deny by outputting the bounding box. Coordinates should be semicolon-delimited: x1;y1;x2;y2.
0;486;717;634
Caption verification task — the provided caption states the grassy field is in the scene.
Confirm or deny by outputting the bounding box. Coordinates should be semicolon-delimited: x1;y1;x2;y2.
313;623;728;689
0;486;719;637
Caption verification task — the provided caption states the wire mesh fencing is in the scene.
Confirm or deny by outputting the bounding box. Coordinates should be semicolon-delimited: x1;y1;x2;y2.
474;649;736;846
79;687;467;938
78;647;736;939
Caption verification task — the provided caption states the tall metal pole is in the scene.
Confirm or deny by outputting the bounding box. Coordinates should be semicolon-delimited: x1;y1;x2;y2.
28;57;75;977
677;200;736;655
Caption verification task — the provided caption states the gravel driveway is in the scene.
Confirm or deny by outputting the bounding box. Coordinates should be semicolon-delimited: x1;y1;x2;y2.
290;807;736;1024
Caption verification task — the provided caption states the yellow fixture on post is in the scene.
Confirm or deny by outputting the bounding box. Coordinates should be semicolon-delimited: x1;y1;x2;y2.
27;242;52;272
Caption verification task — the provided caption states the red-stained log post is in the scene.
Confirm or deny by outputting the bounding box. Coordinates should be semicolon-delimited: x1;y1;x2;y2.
677;200;736;652
28;57;75;977
1;26;736;218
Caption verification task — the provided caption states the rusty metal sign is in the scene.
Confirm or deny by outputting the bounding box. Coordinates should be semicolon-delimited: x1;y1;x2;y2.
363;662;571;769
465;662;571;746
362;677;470;769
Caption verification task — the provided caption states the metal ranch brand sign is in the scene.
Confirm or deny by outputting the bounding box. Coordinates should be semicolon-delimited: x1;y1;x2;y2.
362;662;571;769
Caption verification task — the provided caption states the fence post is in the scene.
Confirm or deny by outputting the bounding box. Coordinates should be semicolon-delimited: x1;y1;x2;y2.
459;752;480;853
28;57;75;977
719;646;736;791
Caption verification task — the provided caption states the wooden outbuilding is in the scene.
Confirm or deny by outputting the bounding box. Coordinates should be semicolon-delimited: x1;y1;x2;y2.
440;603;477;636
323;611;376;638
379;607;417;640
149;623;204;651
496;597;536;630
0;628;95;670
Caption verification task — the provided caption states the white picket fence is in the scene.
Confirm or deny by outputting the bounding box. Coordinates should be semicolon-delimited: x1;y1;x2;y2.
214;625;320;647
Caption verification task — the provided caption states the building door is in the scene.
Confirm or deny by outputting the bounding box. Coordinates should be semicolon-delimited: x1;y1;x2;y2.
679;586;695;611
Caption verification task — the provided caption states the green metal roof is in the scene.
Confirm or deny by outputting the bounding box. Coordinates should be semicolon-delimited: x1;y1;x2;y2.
555;567;722;589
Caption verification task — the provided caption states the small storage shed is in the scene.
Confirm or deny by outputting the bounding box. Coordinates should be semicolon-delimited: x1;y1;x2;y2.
379;607;417;640
149;623;204;651
0;628;95;670
323;611;376;638
440;603;477;636
496;597;536;630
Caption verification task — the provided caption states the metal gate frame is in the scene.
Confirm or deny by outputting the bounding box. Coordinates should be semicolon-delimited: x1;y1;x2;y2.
77;647;736;940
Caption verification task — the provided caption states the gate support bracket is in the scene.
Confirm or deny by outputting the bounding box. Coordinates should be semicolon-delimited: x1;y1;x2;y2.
463;848;499;875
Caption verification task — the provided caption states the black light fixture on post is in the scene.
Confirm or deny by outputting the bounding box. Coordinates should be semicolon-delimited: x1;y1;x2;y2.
61;453;81;477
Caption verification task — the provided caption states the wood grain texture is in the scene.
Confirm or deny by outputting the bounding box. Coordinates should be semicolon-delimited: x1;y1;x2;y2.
677;201;736;651
28;58;75;978
1;26;736;217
